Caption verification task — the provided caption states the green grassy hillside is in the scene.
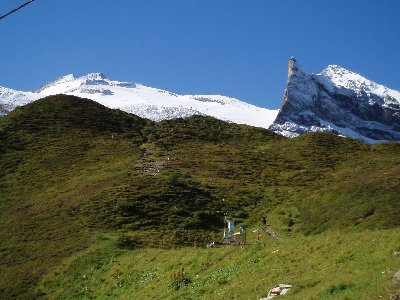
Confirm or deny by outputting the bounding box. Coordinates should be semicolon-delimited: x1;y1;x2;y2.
0;95;399;299
36;229;400;300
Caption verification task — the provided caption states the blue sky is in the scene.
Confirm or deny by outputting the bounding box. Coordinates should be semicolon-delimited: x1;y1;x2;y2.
1;0;399;109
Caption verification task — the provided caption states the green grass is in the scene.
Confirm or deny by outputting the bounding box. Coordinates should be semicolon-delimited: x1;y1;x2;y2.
0;95;399;298
36;229;400;299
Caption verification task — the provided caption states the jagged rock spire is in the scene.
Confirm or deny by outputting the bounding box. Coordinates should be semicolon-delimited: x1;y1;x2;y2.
269;58;400;143
288;57;298;78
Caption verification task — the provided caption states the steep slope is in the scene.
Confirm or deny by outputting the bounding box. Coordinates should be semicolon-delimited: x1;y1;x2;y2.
270;57;400;143
0;95;399;298
0;73;278;128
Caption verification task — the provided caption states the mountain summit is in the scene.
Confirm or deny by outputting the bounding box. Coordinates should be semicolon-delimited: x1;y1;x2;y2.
269;58;400;143
0;74;278;128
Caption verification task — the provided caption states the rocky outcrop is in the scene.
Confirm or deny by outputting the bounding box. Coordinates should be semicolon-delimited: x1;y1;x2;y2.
394;270;400;285
270;57;400;143
392;289;400;300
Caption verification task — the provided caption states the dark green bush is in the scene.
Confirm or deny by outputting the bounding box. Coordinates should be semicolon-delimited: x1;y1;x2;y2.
116;234;137;249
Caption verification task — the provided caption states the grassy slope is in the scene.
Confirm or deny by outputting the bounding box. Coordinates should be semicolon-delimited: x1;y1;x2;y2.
0;95;150;298
0;95;399;299
37;229;400;300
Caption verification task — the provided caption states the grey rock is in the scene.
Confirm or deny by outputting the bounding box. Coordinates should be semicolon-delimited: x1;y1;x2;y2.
261;284;292;300
270;58;400;143
392;289;400;300
394;270;400;284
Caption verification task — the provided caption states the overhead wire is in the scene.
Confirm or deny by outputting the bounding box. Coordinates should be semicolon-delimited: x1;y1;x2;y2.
0;0;36;21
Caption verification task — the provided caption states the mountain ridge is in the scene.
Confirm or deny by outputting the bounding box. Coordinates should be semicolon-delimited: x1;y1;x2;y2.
0;73;278;128
269;58;400;143
1;59;400;143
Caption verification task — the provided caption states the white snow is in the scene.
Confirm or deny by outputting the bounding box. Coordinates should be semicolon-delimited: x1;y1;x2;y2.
320;65;400;107
0;73;278;129
0;86;40;116
318;119;389;144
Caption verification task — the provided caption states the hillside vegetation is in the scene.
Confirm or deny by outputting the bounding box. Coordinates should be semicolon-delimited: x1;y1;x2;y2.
0;95;399;299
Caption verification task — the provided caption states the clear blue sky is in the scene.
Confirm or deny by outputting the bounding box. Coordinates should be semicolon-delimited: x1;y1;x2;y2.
1;0;399;109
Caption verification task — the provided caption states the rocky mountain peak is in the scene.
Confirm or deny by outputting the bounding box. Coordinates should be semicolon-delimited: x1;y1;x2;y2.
287;56;309;80
288;56;298;78
82;72;107;80
269;59;400;143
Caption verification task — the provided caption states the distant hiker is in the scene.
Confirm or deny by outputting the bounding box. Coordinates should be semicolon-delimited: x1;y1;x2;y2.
262;216;267;226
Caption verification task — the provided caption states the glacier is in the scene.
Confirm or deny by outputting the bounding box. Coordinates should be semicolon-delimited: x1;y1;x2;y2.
0;73;278;129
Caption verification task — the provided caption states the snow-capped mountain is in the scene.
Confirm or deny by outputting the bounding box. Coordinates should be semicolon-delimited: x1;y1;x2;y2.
0;73;278;129
269;58;400;143
0;87;39;117
2;61;399;143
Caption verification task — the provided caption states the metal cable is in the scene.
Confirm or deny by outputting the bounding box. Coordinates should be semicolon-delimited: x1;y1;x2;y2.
0;0;36;21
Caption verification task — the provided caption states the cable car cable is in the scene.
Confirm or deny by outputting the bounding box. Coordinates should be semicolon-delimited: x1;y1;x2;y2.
0;0;36;21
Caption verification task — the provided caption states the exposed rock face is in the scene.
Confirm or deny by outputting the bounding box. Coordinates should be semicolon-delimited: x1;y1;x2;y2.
270;58;400;143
